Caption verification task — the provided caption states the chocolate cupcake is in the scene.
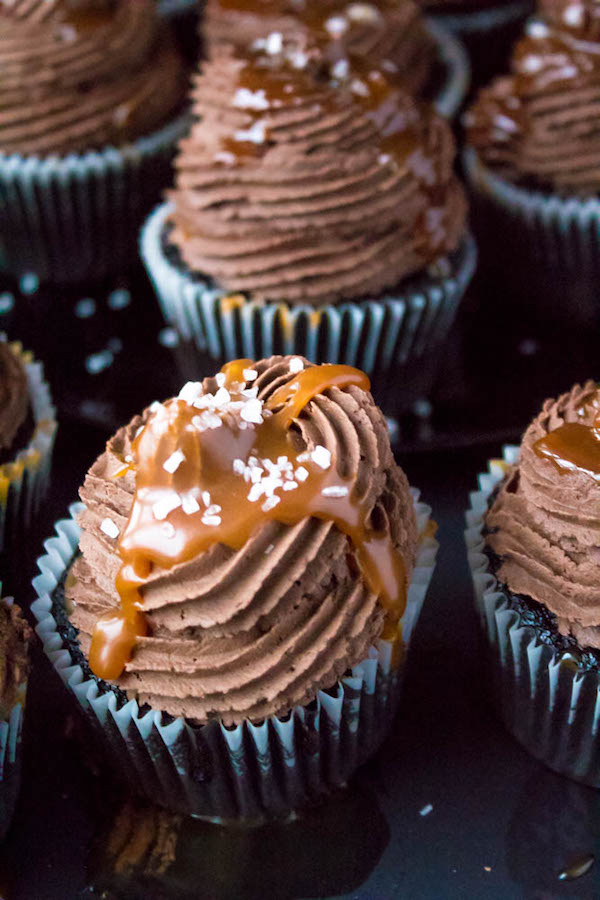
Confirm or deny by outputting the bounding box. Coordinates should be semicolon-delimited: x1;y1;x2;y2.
32;355;437;820
0;597;31;841
0;337;56;559
467;381;600;786
202;0;470;117
464;0;600;326
141;35;475;382
0;0;189;284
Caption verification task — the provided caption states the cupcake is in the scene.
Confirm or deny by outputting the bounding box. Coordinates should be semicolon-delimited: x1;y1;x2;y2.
32;355;437;820
0;597;31;841
202;0;470;117
141;35;475;386
467;380;600;786
0;0;189;284
464;0;600;327
0;336;57;560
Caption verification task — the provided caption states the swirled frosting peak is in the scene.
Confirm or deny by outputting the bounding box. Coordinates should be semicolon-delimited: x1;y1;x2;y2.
204;0;436;97
0;341;28;452
486;380;600;649
466;1;600;192
0;0;186;156
68;356;418;724
169;38;466;306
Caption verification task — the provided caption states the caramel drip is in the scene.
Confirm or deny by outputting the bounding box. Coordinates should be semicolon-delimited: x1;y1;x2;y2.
534;413;600;479
89;362;407;681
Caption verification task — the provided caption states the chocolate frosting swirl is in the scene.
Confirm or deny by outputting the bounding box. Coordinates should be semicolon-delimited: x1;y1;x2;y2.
0;599;31;719
0;341;29;452
169;41;466;306
0;0;186;156
485;381;600;649
203;0;436;97
466;1;600;193
67;356;418;725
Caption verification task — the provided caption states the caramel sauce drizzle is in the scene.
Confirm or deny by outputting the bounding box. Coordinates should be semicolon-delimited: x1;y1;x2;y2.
89;362;407;681
534;405;600;480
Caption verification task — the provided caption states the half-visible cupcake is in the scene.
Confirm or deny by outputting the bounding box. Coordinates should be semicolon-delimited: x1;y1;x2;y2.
0;0;189;284
32;355;437;820
464;0;600;326
141;35;475;384
202;0;470;118
467;380;600;786
0;596;31;841
0;337;57;559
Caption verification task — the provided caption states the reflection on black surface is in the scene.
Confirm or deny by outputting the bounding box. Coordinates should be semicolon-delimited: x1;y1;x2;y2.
83;775;390;900
506;769;600;899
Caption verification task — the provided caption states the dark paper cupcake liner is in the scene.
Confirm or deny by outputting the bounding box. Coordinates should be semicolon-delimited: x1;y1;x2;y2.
0;114;190;285
466;446;600;787
0;340;57;554
31;495;437;822
425;19;470;119
463;146;600;326
140;202;477;377
0;598;27;842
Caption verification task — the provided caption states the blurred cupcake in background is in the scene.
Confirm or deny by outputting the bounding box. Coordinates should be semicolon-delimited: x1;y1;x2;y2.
0;596;31;842
0;337;56;562
202;0;470;117
0;0;189;285
467;380;600;786
141;33;474;394
32;355;438;820
464;0;600;327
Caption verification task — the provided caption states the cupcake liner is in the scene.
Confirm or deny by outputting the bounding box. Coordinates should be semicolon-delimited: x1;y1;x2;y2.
463;146;600;326
466;445;600;787
31;491;437;822
141;202;477;377
0;598;27;842
0;113;190;285
428;0;531;39
426;19;471;119
0;340;57;555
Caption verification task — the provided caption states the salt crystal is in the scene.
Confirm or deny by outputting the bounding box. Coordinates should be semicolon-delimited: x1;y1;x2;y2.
163;450;185;474
179;382;203;404
311;446;331;469
216;373;226;388
241;398;264;424
288;357;304;374
283;481;298;491
162;522;176;538
153;493;182;520
182;494;200;515
262;495;281;512
100;518;119;539
202;515;221;527
202;491;211;507
321;485;348;498
295;466;309;482
243;368;258;381
233;459;246;475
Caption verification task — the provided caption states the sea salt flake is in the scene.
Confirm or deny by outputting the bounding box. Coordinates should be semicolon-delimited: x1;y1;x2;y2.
265;31;283;55
153;493;182;520
216;373;226;388
311;446;331;469
296;452;310;463
202;491;211;507
162;522;176;538
295;466;309;482
233;458;246;475
206;504;222;516
233;87;270;111
179;382;203;404
235;120;267;145
248;483;265;503
288;357;304;374
241;398;264;424
243;368;258;381
262;495;281;512
163;450;185;474
322;485;348;498
214;387;231;407
201;515;221;527
100;518;119;540
182;494;200;515
283;481;298;491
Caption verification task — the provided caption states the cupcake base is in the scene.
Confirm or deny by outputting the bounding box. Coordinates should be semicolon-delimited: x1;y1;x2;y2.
466;446;600;787
32;495;437;822
463;147;600;328
0;114;190;286
141;202;477;382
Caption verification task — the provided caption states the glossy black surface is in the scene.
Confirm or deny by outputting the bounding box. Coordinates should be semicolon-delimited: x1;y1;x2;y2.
0;264;598;898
